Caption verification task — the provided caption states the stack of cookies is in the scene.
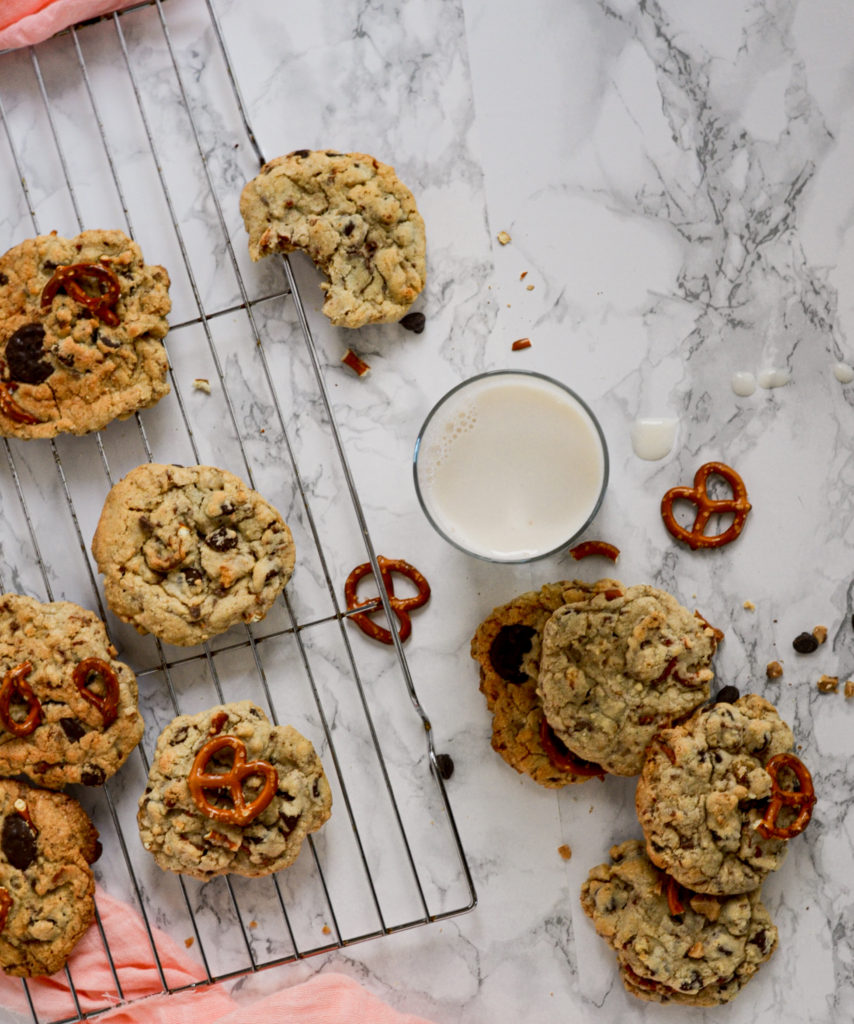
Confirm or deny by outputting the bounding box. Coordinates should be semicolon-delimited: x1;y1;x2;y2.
472;578;815;1005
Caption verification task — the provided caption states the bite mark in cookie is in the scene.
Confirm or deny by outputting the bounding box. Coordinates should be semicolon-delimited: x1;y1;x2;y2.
0;230;171;438
240;149;426;328
137;701;332;881
91;463;295;647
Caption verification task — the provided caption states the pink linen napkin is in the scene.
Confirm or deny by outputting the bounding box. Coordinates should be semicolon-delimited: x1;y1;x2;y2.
0;1;139;51
0;888;437;1024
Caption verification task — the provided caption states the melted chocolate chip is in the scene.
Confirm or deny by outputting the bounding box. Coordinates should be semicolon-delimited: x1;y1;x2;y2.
435;753;454;780
204;527;238;552
218;501;235;516
711;685;740;706
793;632;819;654
0;273;8;286
183;567;205;585
290;149;310;159
169;726;189;746
399;311;426;334
343;221;355;236
279;812;301;834
489;624;536;684
59;717;86;742
81;765;106;786
2;813;37;870
5;324;52;384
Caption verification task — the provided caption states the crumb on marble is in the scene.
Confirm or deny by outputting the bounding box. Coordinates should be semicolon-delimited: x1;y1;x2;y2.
185;937;194;948
743;600;755;611
341;348;370;377
766;660;783;679
322;925;331;935
520;271;528;280
249;920;258;929
845;680;854;699
497;230;511;245
512;338;532;351
817;674;839;694
192;377;211;394
558;844;572;861
812;625;828;645
526;284;535;291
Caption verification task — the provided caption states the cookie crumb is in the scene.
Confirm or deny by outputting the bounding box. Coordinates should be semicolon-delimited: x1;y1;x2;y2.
322;925;331;935
817;674;839;693
766;660;783;679
497;231;511;245
525;284;535;291
812;625;828;645
341;348;371;377
192;378;211;394
845;680;854;699
511;338;532;351
558;844;572;861
743;600;755;611
249;920;258;929
185;937;194;948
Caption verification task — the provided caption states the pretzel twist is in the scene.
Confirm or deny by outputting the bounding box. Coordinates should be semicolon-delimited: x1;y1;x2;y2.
344;556;431;645
188;735;278;827
756;752;815;840
41;263;121;326
0;662;42;737
660;461;751;549
72;658;119;727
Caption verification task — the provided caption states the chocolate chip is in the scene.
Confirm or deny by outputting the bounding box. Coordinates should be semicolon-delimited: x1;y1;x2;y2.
42;260;57;271
0;273;8;286
218;501;235;516
204;527;238;552
489;624;536;684
5;323;52;384
81;765;106;786
399;311;426;334
792;632;819;654
290;149;310;159
343;221;355;236
435;753;454;780
183;567;205;584
59;717;86;742
1;813;37;870
711;685;740;705
169;726;189;746
91;839;103;864
279;812;300;834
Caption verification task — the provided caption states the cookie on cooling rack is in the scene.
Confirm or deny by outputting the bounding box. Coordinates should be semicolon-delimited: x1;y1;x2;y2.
137;700;332;881
581;839;777;1006
537;580;719;777
0;778;100;976
0;593;143;789
636;693;813;895
471;581;606;788
240;149;426;328
91;463;296;647
0;230;171;439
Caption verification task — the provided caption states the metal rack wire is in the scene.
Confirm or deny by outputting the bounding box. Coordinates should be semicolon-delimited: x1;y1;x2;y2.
0;2;475;1020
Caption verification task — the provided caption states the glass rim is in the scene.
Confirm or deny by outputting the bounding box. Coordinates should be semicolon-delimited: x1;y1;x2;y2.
412;369;610;563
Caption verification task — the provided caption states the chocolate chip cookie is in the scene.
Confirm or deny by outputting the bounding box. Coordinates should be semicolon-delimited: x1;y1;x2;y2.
470;581;605;788
240;149;426;328
0;593;143;789
635;694;808;894
137;701;332;881
0;230;171;439
538;581;718;776
581;839;777;1006
0;779;100;976
91;463;296;647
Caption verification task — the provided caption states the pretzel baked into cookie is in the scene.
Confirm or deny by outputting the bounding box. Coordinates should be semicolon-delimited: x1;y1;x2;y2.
92;463;295;647
137;701;332;881
0;230;171;439
240;149;426;328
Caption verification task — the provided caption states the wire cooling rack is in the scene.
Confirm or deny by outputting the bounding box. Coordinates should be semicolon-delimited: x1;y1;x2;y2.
0;2;475;1020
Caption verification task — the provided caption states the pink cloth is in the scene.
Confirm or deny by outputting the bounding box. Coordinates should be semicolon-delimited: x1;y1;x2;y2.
0;1;138;50
0;888;437;1024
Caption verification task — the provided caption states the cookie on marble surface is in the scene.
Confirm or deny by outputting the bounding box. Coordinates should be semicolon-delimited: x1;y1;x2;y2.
580;839;776;1006
537;581;718;776
137;700;332;881
636;694;807;895
0;230;171;439
240;149;426;328
0;593;143;790
0;778;100;976
470;581;604;788
91;463;296;647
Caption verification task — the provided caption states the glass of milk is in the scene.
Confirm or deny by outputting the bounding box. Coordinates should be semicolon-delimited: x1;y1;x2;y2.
413;370;609;562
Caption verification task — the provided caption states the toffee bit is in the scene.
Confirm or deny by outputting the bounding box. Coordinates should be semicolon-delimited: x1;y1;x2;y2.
340;348;371;377
557;843;572;861
766;661;783;679
399;311;426;334
817;675;839;694
812;625;828;645
497;230;511;245
511;337;532;351
793;632;819;654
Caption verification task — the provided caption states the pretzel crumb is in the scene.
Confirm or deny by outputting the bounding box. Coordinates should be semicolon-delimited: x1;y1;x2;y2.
558;844;572;861
520;271;528;280
497;231;511;245
812;625;828;645
185;937;194;948
766;661;783;679
512;338;532;351
526;284;535;291
341;348;371;377
817;675;839;693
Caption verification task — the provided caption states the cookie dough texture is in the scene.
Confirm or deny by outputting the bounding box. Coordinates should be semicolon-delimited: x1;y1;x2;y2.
538;581;718;776
92;463;296;647
581;840;777;1006
0;593;143;789
636;695;798;894
138;701;332;881
471;581;601;788
0;779;99;976
240;149;426;328
0;230;171;439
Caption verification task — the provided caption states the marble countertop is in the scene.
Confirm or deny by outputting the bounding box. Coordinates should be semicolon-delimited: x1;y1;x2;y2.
1;1;852;1022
